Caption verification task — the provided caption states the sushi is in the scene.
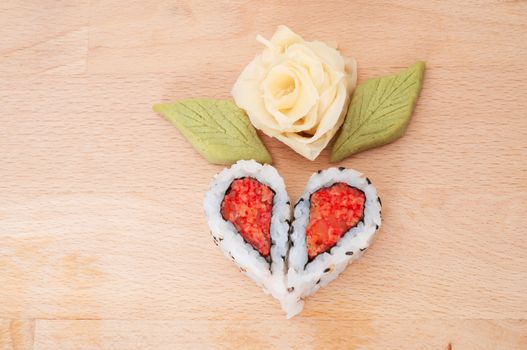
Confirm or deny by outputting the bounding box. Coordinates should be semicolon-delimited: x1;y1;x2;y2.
283;167;382;317
203;160;291;303
204;160;381;318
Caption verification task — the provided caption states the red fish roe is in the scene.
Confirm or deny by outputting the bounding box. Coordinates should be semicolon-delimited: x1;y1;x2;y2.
306;183;365;259
221;178;275;257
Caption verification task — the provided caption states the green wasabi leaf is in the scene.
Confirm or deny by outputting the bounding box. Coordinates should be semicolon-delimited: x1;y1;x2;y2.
331;61;425;162
154;99;272;165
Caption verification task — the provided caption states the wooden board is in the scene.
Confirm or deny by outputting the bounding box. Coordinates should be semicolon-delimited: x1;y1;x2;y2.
1;0;526;348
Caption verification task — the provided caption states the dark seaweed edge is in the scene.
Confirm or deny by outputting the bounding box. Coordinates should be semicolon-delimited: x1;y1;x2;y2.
219;176;286;266
305;183;367;263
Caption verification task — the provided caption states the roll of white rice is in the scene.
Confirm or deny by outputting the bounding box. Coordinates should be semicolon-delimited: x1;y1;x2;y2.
282;167;382;318
204;162;381;318
203;160;291;302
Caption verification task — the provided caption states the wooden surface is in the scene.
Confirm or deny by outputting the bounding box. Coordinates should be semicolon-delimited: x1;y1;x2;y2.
1;1;526;349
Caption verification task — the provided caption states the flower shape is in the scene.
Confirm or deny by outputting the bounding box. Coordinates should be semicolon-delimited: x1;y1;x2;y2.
232;25;357;160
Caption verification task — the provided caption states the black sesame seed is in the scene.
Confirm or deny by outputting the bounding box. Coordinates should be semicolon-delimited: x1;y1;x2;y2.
281;255;285;260
286;201;290;205
219;237;223;241
338;167;345;171
317;170;322;174
291;240;295;247
345;251;354;256
375;224;379;230
366;177;371;184
378;197;382;206
316;279;321;284
324;267;331;273
287;287;294;292
360;248;367;251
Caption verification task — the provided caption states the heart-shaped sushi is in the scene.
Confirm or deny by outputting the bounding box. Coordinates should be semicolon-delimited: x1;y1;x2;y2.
204;160;381;318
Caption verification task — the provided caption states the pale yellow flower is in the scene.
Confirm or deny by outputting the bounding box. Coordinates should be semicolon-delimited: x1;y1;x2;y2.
232;25;357;160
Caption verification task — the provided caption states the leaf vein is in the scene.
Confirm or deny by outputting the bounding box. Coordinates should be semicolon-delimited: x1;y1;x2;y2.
216;103;251;144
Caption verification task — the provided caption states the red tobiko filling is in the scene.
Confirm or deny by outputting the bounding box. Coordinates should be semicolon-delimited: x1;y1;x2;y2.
306;183;365;259
221;177;274;257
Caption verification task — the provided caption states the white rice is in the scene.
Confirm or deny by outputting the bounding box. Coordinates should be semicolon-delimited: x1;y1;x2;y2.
204;161;381;318
283;167;382;317
203;160;290;302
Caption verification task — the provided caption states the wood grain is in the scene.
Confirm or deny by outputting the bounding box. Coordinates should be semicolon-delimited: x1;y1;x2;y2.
1;0;526;349
32;319;527;350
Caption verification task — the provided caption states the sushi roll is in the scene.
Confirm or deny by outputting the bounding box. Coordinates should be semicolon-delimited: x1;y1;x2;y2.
204;160;290;302
283;167;382;318
204;162;381;318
